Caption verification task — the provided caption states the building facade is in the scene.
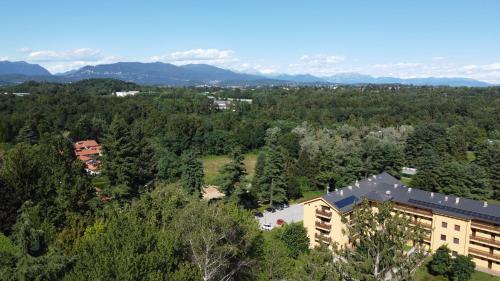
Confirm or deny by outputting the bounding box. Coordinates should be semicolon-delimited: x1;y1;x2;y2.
303;172;500;274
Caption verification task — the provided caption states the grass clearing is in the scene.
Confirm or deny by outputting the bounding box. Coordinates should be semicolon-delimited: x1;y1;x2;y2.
290;190;324;204
202;152;258;185
401;176;412;186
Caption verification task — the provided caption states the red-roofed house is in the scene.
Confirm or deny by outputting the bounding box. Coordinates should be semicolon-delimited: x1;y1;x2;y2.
74;139;102;175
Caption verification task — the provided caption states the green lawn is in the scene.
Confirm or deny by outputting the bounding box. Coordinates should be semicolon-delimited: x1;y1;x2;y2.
290;190;325;204
201;153;258;185
414;257;499;281
401;176;412;186
92;175;111;190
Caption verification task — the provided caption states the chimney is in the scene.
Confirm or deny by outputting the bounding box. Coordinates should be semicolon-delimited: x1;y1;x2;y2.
368;178;372;182
394;183;398;189
340;190;344;196
431;192;434;198
455;197;460;204
372;175;377;179
408;187;412;193
483;201;488;208
348;185;352;190
355;181;360;188
444;196;448;202
385;190;391;195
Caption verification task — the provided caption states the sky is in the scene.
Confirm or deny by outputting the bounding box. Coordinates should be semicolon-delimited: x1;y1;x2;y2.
1;0;500;82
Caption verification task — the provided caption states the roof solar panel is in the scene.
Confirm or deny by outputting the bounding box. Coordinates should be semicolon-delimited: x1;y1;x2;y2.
334;195;359;209
407;199;500;223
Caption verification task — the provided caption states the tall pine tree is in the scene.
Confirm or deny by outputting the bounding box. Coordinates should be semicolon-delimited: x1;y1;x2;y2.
218;147;246;197
180;150;204;197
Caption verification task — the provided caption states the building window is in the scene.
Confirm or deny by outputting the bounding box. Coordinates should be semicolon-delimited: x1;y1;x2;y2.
454;225;460;231
442;222;447;228
453;238;459;244
452;251;458;257
441;234;446;241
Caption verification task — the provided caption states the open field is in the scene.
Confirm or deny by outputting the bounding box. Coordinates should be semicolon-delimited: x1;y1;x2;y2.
202;152;258;185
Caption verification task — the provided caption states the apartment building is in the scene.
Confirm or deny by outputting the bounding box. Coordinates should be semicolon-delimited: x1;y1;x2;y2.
303;172;500;274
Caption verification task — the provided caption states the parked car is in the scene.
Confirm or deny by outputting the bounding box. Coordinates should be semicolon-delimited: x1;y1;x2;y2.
262;223;272;231
254;211;263;218
266;207;276;213
283;202;289;208
276;219;285;226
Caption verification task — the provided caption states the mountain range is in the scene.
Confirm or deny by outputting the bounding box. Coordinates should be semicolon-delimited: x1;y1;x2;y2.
0;60;493;87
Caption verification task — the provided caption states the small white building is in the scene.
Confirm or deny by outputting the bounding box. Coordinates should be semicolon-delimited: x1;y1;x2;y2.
227;98;253;104
214;100;231;110
401;167;417;176
114;91;140;97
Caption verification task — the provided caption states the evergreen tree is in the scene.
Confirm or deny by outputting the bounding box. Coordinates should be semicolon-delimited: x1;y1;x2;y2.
252;152;266;193
180;150;204;197
277;222;309;258
256;128;287;205
449;255;475;281
428;245;452;276
15;122;38;144
218;147;246;197
257;146;287;206
101;116;136;189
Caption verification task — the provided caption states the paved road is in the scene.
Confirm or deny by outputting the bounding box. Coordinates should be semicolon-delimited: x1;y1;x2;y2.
257;204;304;229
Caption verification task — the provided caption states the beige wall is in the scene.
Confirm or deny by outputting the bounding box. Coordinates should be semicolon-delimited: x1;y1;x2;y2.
303;198;348;249
303;198;500;274
430;213;470;255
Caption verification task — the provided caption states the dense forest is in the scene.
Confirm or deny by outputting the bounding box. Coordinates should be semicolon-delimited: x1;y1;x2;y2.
0;79;499;280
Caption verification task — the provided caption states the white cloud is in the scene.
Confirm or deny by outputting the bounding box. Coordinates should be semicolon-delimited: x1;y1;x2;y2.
20;48;119;73
298;54;345;65
151;48;238;65
27;48;103;62
18;47;32;53
286;54;347;75
362;60;500;83
0;56;8;61
41;56;119;73
372;62;423;69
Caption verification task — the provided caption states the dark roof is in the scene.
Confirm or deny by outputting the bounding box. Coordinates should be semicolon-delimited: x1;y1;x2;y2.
321;172;500;225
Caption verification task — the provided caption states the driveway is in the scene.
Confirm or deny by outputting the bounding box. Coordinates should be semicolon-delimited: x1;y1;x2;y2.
257;204;304;229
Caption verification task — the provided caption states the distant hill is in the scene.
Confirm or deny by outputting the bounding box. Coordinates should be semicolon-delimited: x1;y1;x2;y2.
322;72;491;87
0;61;493;87
271;74;326;83
61;62;269;86
0;61;51;76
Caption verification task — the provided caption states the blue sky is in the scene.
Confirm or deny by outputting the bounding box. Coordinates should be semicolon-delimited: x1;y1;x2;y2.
1;0;500;82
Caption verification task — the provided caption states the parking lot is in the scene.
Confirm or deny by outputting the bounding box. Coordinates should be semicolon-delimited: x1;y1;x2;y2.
257;204;304;229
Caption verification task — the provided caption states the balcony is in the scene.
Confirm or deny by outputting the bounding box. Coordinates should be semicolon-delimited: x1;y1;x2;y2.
395;205;433;217
410;220;432;229
423;234;431;242
470;235;500;247
315;233;332;244
316;208;332;218
468;247;500;261
471;221;500;234
315;221;331;231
